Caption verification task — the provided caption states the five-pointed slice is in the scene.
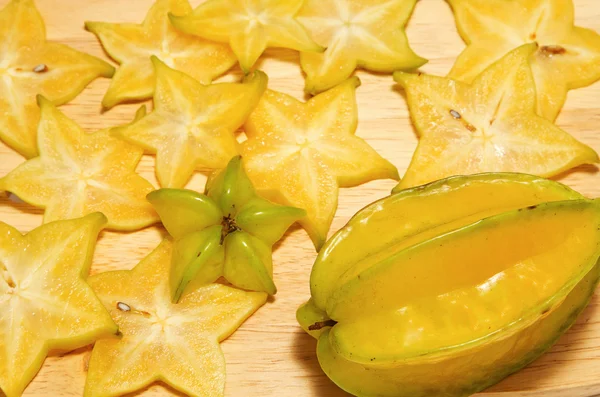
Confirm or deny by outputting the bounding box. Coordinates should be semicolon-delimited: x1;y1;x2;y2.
169;0;323;73
241;77;399;250
84;238;267;397
0;0;115;158
447;0;600;121
0;213;117;397
148;156;305;302
112;57;267;188
0;97;158;231
86;0;236;109
297;0;426;94
394;44;598;189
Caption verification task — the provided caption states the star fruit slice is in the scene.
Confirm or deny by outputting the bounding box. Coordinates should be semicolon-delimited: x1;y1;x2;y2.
447;0;600;121
112;57;267;188
85;0;236;109
169;0;323;73
0;97;158;231
84;238;267;397
0;0;115;158
297;0;426;94
0;213;117;397
241;77;399;250
393;44;598;189
148;156;305;302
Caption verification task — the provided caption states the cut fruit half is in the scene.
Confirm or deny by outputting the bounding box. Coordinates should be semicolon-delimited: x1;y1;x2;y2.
0;97;158;231
394;44;598;189
84;238;267;397
241;77;399;250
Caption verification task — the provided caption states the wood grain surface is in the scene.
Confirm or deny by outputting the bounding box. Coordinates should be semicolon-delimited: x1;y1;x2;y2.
1;0;600;396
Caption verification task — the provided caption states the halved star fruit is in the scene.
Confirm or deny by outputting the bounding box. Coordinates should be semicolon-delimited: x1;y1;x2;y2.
297;173;600;397
169;0;323;73
297;0;426;94
112;57;267;188
86;0;236;109
84;238;267;397
447;0;600;121
148;156;305;302
0;97;158;231
0;213;117;397
393;44;598;189
0;0;115;158
241;77;399;250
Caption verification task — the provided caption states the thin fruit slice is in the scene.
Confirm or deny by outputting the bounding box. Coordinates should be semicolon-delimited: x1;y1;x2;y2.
148;156;305;302
112;57;267;188
297;173;600;396
84;238;267;397
0;0;114;158
169;0;323;72
241;77;399;249
297;0;426;94
86;0;236;109
0;97;158;231
0;213;117;397
394;44;597;189
447;0;600;121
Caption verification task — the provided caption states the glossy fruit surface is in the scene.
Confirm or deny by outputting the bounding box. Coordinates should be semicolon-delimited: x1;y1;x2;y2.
298;173;600;396
85;238;266;397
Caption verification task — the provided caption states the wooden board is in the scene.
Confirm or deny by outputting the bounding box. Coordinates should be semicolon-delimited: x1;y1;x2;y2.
1;0;600;396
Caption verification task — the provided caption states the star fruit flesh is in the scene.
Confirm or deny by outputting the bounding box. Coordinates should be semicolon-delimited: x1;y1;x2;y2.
0;98;158;231
0;213;117;397
394;44;598;189
297;173;600;397
112;57;267;188
84;238;267;397
0;0;114;158
297;0;426;94
241;77;399;250
169;0;323;73
148;156;305;302
85;0;236;109
447;0;600;121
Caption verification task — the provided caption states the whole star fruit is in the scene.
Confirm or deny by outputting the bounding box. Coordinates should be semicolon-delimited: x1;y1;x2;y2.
0;0;115;159
169;0;324;73
0;97;159;231
0;213;117;397
297;173;600;397
85;0;237;109
84;238;267;397
241;77;399;250
297;0;426;94
148;156;305;302
447;0;600;121
111;57;267;189
393;44;598;189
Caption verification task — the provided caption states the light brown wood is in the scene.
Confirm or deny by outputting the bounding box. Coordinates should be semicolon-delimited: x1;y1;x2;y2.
1;0;600;396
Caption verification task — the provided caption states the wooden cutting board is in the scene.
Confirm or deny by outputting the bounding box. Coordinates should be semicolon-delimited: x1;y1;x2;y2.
1;0;600;396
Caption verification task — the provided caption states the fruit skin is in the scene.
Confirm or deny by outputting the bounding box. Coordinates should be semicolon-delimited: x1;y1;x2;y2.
297;173;600;396
148;156;305;302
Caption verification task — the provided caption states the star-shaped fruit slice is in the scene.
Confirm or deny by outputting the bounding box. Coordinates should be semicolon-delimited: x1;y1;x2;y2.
297;0;426;94
169;0;323;72
447;0;600;120
0;213;117;397
86;0;236;109
148;156;305;301
394;44;598;190
112;57;267;188
84;238;267;397
0;97;158;231
241;77;399;250
0;0;115;158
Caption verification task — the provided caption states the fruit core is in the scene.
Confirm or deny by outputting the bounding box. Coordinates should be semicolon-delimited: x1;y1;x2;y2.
221;214;240;244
